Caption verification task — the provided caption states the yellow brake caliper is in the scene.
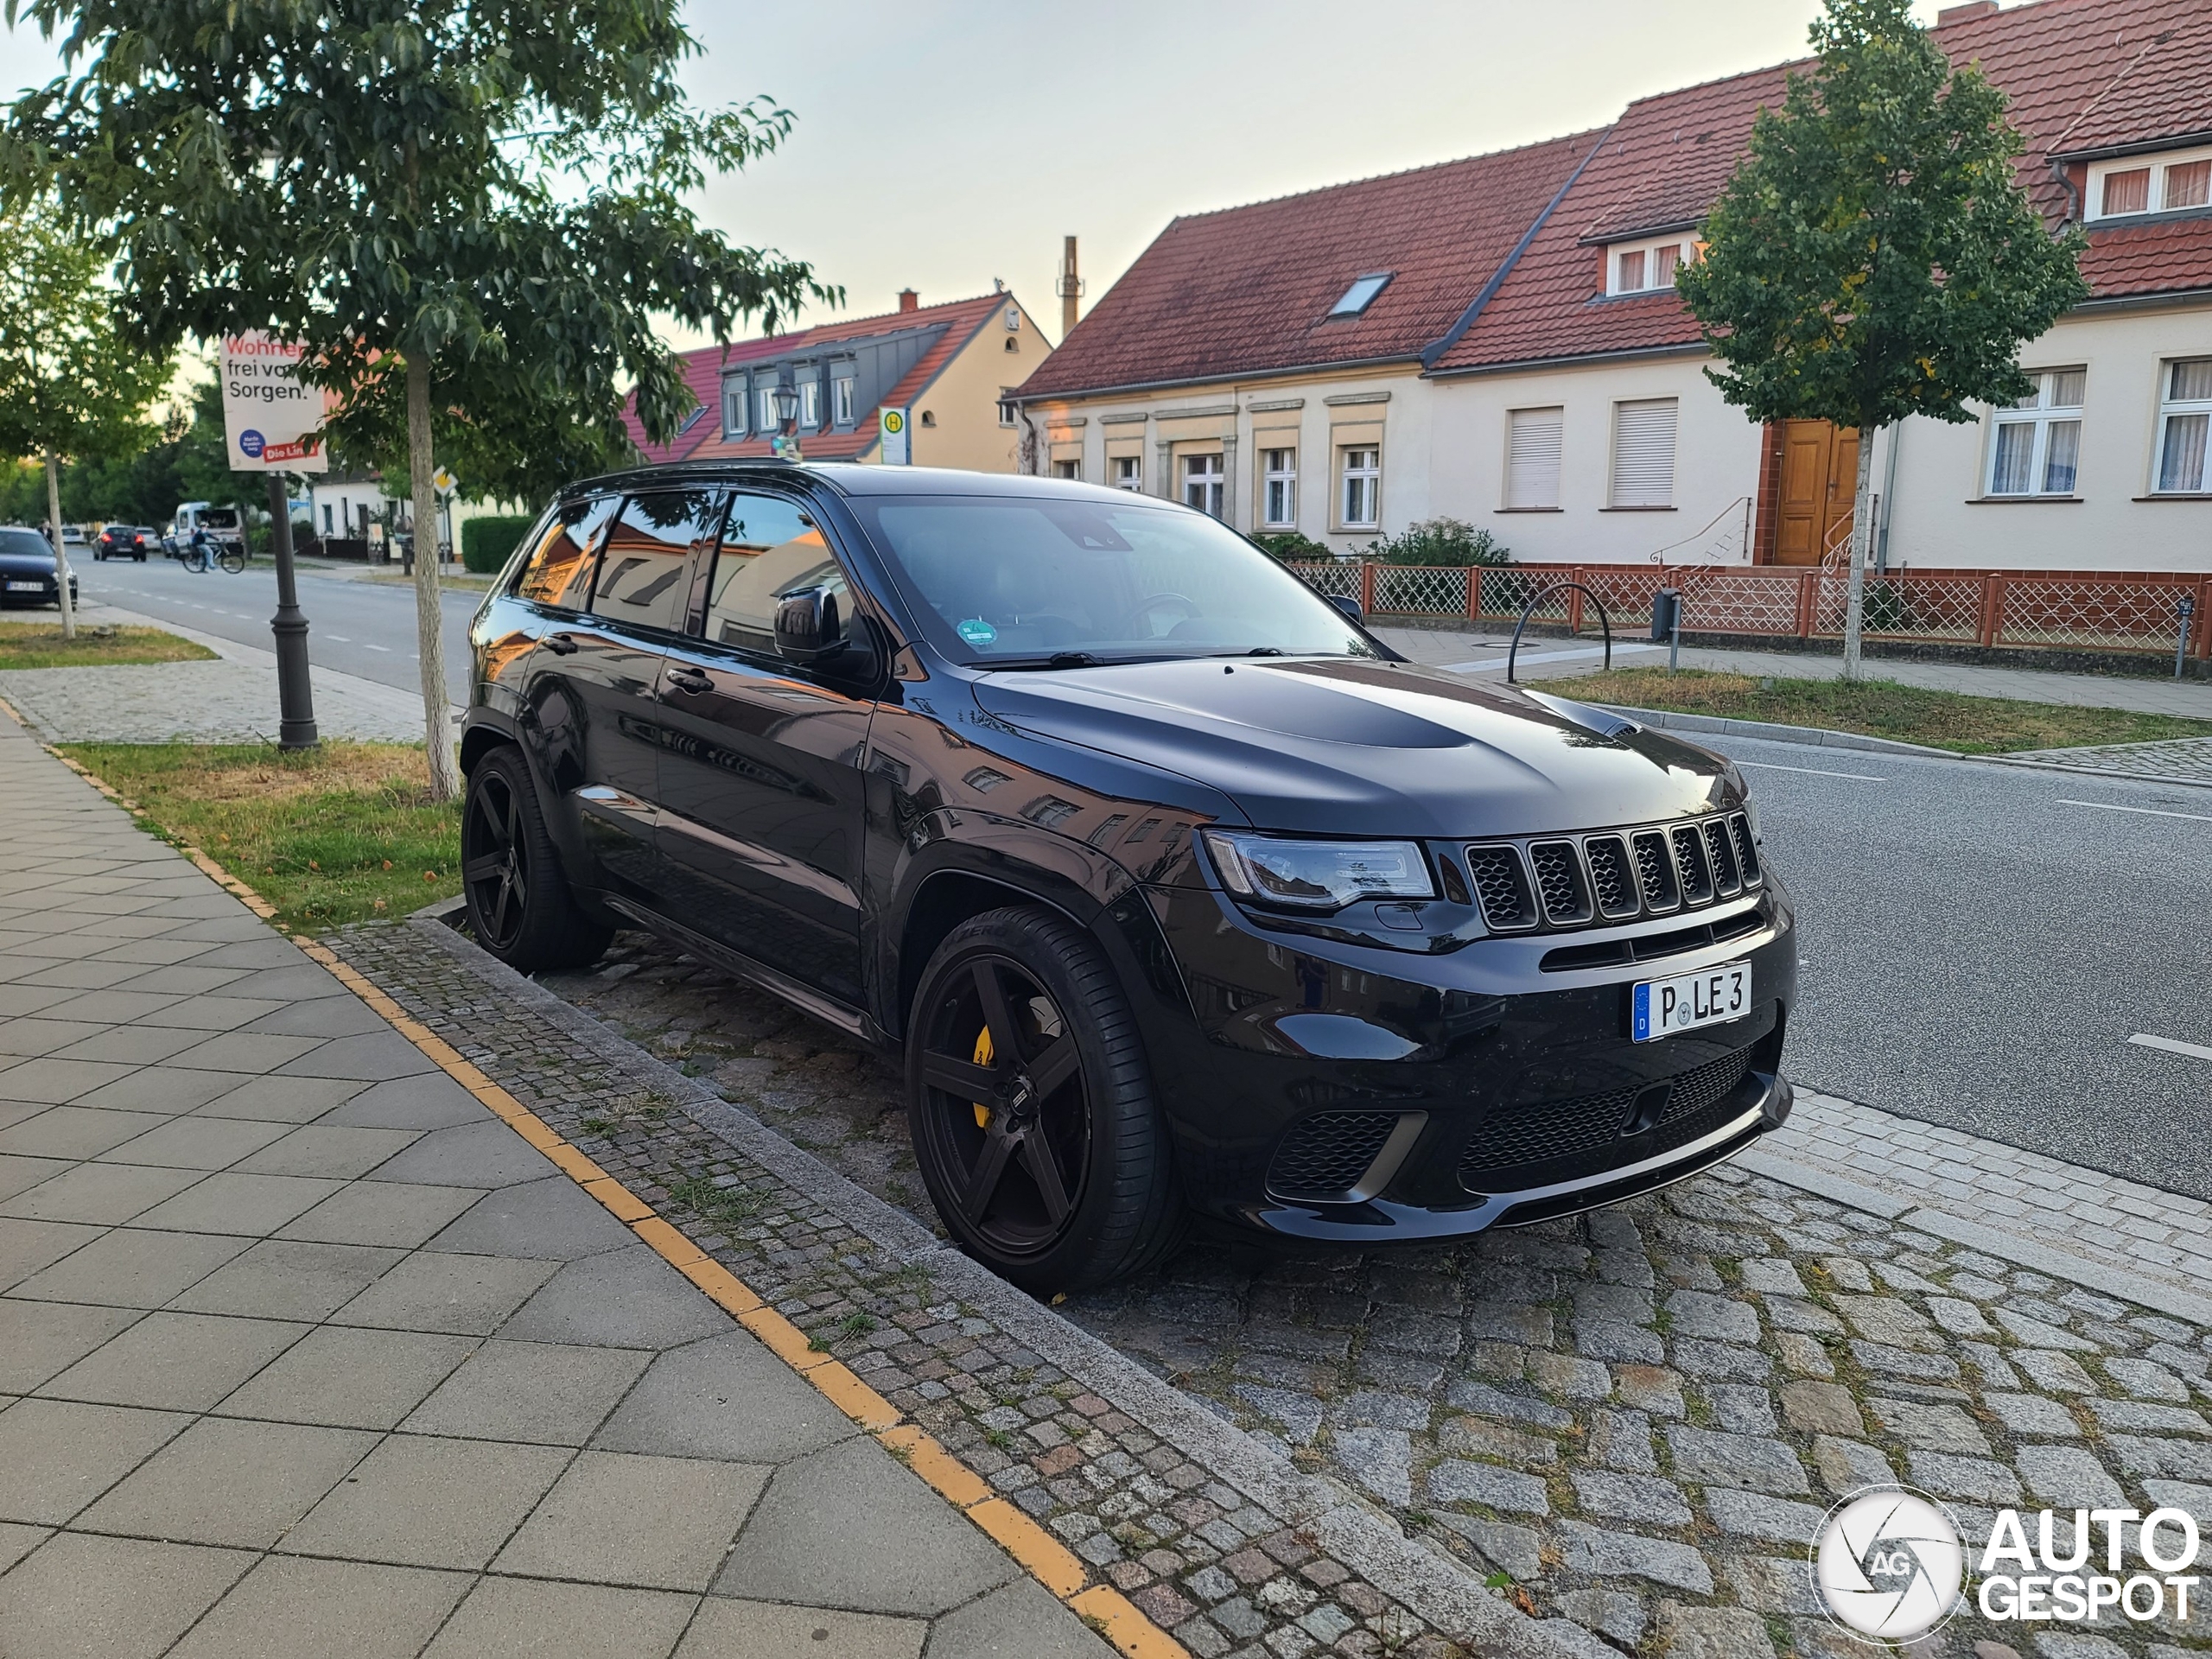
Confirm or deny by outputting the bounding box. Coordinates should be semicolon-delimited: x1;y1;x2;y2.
972;1026;995;1128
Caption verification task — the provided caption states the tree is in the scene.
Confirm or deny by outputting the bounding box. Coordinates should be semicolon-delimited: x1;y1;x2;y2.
1675;0;2088;678
0;200;171;637
5;1;830;796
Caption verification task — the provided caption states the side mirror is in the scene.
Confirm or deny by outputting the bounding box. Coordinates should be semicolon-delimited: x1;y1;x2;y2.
774;586;848;665
1330;594;1363;623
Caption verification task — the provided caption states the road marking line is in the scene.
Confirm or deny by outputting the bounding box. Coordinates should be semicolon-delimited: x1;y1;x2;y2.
326;634;350;642
2059;798;2212;824
364;642;391;652
2130;1033;2212;1063
1735;760;1887;782
43;756;1192;1659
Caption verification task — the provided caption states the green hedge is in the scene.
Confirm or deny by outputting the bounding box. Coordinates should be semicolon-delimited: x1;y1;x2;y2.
461;513;534;575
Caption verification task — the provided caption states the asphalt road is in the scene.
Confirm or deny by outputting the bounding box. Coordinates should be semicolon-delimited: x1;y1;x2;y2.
79;553;479;697
1705;731;2212;1203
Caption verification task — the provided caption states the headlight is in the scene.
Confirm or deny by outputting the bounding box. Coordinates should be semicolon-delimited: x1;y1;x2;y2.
1201;832;1435;911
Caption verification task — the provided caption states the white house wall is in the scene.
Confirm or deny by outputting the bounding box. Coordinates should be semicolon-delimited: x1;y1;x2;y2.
1423;355;1766;568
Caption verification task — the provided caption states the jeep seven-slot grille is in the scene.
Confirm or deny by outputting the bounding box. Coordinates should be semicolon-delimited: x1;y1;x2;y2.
1458;813;1760;938
1457;1045;1758;1184
1268;1112;1400;1201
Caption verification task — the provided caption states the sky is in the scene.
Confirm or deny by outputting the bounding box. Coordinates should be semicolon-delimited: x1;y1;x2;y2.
2;1;1953;349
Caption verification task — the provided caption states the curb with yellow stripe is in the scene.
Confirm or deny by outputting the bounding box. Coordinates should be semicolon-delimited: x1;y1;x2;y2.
38;740;1185;1659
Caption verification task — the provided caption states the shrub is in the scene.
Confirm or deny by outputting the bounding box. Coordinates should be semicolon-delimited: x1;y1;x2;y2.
1364;517;1510;567
461;513;534;575
1249;529;1334;563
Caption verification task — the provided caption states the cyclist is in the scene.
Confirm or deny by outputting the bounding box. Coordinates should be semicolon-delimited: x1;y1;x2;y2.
186;524;209;571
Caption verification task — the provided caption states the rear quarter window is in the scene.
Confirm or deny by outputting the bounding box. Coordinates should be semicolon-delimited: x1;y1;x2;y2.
514;495;620;608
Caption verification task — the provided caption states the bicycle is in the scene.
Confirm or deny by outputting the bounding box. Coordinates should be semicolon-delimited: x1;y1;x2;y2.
182;544;245;575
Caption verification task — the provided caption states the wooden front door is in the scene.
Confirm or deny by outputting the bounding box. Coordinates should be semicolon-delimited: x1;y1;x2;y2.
1772;419;1859;565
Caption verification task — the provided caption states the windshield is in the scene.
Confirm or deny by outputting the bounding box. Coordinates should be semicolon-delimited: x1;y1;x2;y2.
847;493;1378;665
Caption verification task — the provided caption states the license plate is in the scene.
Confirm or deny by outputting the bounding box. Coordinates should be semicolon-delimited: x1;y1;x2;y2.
1632;961;1751;1041
4;580;44;592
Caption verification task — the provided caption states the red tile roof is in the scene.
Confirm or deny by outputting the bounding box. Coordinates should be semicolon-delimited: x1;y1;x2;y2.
1433;0;2212;374
1011;131;1603;402
622;293;1014;464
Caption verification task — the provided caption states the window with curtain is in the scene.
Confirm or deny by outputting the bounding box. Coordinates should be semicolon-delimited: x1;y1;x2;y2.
1338;448;1379;527
2156;359;2212;494
1262;448;1297;526
799;380;820;429
1506;407;1564;509
1609;399;1678;507
2089;148;2212;219
1183;454;1224;518
757;387;779;433
833;378;855;426
1985;368;2084;497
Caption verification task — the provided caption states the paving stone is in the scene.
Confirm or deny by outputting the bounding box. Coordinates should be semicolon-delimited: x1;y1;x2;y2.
423;1576;696;1659
683;1597;927;1659
331;1249;557;1336
1906;1450;2022;1504
1703;1486;1829;1542
1664;1424;1808;1495
274;1179;483;1248
1555;1520;1713;1593
1443;1379;1573;1430
1559;1587;1648;1646
1997;1309;2099;1352
2083;1397;2209;1434
166;1557;473;1659
496;1243;734;1348
126;1171;346;1236
1850;1340;1960;1382
0;1396;191;1524
1707;1383;1778;1434
365;1118;558;1187
1772;1332;1836;1378
1779;1382;1863;1436
1672;1339;1771;1381
1668;1290;1761;1344
38;1309;308;1411
2109;1435;2212;1480
1928;1295;1995;1338
1527;1351;1611;1400
1586;1408;1655;1472
404;1338;652;1445
2016;1442;2126;1509
1738;1257;1807;1298
1721;1555;1826;1617
496;1449;768;1590
2016;1351;2098;1394
9;1224;247;1306
0;1296;143;1392
167;1237;406;1321
423;1176;640;1260
1571;1470;1690;1524
2105;1357;2192;1402
0;1531;255;1659
1983;1391;2082;1439
1577;1319;1665;1363
1430;1514;1542;1580
593;1332;856;1463
215;1325;477;1429
1653;1599;1777;1659
1427;1458;1549;1515
712;1434;1017;1617
74;1417;377;1548
0;1104;170;1160
1614;1364;1688;1416
1812;1436;1896;1496
0;1151;73;1199
1334;1427;1413;1506
283;1432;571;1569
1869;1398;1992;1456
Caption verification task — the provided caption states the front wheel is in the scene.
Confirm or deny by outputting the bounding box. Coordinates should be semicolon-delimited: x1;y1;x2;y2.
906;906;1182;1294
219;549;245;574
461;746;612;972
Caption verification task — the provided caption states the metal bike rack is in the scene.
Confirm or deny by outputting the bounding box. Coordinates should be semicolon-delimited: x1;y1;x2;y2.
1506;582;1612;683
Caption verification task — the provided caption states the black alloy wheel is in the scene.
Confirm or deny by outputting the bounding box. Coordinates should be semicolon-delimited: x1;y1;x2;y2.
460;746;611;972
907;907;1183;1293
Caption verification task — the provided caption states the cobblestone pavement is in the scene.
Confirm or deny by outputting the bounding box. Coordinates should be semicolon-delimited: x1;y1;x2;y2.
0;598;433;744
1999;737;2212;785
387;926;2212;1659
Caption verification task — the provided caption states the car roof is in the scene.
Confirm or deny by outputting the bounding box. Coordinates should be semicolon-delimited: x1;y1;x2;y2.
557;461;1161;511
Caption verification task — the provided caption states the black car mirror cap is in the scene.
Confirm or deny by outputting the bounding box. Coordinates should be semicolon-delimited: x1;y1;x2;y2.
1330;594;1363;623
773;586;849;665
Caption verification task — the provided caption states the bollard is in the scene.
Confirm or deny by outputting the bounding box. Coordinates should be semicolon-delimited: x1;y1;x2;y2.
1651;588;1683;672
2179;595;2196;681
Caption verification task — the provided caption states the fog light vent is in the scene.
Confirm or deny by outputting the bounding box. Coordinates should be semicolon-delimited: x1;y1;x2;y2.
1268;1112;1399;1202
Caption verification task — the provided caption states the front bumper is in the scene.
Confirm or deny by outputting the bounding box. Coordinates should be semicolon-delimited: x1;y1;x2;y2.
1135;870;1797;1243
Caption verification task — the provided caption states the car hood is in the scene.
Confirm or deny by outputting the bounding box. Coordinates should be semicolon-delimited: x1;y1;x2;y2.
971;657;1735;837
0;550;60;575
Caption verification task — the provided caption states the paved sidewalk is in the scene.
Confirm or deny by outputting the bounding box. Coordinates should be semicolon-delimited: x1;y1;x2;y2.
0;598;433;744
0;713;1111;1658
1372;625;2212;719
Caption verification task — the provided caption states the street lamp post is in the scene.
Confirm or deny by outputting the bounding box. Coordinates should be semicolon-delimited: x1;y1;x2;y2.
771;383;803;461
265;472;319;749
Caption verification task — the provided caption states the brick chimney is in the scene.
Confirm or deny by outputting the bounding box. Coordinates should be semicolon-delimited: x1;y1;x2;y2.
1936;1;1996;23
898;289;918;313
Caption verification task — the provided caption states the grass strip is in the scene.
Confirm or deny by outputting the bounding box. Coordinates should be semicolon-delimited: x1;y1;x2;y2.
1539;667;2212;754
59;741;460;931
0;621;217;669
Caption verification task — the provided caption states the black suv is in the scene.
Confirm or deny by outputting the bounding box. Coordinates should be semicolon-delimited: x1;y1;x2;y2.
461;464;1795;1291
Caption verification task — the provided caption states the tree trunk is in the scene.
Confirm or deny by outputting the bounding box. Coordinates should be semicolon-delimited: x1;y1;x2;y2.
1841;425;1877;682
43;451;75;641
407;355;460;801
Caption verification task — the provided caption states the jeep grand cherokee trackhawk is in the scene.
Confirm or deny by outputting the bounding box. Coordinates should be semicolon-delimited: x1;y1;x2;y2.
460;465;1795;1291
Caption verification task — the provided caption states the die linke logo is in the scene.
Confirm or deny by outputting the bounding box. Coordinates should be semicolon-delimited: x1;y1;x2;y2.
1810;1488;2203;1643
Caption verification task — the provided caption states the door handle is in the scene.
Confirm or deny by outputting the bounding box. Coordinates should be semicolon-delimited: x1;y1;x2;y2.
666;665;713;693
543;632;579;656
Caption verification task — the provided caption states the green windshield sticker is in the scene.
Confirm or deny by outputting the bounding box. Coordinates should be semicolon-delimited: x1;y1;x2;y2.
957;618;999;646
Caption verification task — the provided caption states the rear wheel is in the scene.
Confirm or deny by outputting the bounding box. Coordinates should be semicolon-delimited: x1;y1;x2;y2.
906;906;1182;1294
461;746;611;972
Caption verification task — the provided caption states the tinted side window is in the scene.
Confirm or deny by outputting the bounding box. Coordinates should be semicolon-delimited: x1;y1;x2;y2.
592;491;721;634
514;495;618;608
701;492;849;656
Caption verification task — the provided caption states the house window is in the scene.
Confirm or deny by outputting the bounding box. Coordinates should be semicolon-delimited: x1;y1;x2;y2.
1328;273;1393;317
1338;447;1380;528
1609;398;1678;507
725;385;748;436
997;399;1017;428
1183;454;1224;518
1506;407;1564;509
1607;237;1691;296
2154;359;2212;494
757;387;779;432
799;380;820;429
322;504;334;535
1052;459;1081;480
1986;368;2085;497
1113;455;1141;491
2088;146;2212;219
832;378;855;426
1261;448;1297;527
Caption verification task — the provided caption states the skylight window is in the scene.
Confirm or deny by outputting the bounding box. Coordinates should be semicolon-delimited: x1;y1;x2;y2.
1328;273;1392;317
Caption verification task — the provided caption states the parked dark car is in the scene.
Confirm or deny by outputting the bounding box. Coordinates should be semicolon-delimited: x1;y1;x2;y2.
0;527;80;608
96;524;156;561
460;465;1795;1291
